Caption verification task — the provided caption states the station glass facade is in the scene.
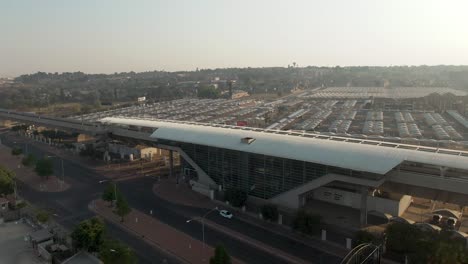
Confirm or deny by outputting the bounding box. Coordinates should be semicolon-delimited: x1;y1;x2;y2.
161;140;383;199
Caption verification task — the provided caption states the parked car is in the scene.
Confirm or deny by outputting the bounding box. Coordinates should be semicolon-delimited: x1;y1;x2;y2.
446;217;457;228
219;210;233;219
431;214;443;224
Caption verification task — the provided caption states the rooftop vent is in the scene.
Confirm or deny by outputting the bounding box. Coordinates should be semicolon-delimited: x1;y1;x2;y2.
241;137;255;144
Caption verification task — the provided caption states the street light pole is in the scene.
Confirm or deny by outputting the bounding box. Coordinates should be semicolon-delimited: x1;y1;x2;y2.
13;180;18;200
186;206;218;261
47;155;65;190
114;182;117;202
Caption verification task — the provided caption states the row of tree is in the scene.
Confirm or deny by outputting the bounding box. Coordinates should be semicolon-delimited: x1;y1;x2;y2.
71;217;137;264
11;147;55;179
102;182;131;222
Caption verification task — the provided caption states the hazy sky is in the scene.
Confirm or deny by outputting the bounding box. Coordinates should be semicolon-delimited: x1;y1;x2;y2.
1;0;468;77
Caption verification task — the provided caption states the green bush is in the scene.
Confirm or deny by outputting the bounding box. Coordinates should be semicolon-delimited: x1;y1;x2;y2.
36;210;49;223
35;158;54;179
385;223;468;263
99;239;137;264
210;245;231;264
224;189;247;207
11;147;23;156
261;204;279;222
22;154;36;167
292;210;321;235
72;217;105;252
0;166;15;195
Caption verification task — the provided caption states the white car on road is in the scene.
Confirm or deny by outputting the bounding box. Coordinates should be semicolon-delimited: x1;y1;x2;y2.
219;210;233;219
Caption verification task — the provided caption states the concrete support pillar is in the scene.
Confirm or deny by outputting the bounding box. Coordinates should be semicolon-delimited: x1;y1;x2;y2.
48;138;51;145
278;214;283;225
321;229;327;241
346;238;352;249
299;194;306;208
169;150;174;179
129;154;134;161
440;166;448;178
360;186;368;226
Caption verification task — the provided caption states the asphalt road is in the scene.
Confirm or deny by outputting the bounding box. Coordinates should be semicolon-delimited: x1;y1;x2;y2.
1;135;342;264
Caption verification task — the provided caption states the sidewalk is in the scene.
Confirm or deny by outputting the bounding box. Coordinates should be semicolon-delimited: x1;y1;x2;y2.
90;199;244;264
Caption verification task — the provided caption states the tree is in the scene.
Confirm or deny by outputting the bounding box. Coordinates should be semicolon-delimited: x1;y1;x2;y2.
15;201;27;211
388;227;468;264
99;239;137;264
261;204;279;222
22;153;36;167
197;85;220;99
35;158;54;179
116;194;131;222
0;166;15;195
210;245;231;264
224;189;247;207
292;210;321;235
102;182;118;205
36;210;50;224
385;223;425;255
430;236;468;264
354;230;379;246
11;147;22;156
71;217;106;252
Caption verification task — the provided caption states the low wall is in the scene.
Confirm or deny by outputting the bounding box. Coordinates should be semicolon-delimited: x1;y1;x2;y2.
37;240;54;261
190;180;214;199
312;187;412;217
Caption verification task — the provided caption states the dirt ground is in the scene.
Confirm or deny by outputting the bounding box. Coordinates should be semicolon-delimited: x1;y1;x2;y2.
0;144;70;192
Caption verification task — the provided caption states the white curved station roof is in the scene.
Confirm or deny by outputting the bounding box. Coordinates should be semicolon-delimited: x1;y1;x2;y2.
100;117;468;175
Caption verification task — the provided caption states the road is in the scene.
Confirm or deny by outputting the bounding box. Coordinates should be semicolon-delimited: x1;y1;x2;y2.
1;135;342;264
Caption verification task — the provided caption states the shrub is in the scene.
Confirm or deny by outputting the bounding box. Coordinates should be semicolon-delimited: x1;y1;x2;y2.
293;210;321;235
36;210;49;223
22;154;36;167
210;245;231;264
11;147;23;156
354;230;378;246
224;189;247;207
261;204;279;222
35;158;54;179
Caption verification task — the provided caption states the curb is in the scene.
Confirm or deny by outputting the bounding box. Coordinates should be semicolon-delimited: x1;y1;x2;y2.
199;218;309;264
